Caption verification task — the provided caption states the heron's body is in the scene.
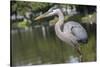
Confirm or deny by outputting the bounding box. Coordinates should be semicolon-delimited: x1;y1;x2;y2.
35;6;88;60
54;9;87;47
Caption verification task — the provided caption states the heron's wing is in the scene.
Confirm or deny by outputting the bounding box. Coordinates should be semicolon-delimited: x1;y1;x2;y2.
71;26;76;36
63;21;80;32
63;21;87;42
71;25;87;41
71;26;81;39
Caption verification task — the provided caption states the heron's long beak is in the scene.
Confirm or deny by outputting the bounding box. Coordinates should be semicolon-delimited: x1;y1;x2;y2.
34;11;55;21
34;12;49;21
34;14;46;20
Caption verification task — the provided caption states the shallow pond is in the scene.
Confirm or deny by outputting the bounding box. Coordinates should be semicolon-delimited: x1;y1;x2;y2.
11;24;96;66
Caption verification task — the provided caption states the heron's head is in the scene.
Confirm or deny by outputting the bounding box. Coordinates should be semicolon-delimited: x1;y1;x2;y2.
34;5;61;20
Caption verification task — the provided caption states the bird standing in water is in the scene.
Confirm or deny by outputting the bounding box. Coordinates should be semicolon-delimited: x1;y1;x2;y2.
35;6;88;61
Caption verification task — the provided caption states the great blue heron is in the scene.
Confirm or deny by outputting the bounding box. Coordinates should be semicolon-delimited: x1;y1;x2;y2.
34;6;88;61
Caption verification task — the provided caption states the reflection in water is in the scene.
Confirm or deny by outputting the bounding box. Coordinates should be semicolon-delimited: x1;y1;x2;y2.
11;23;96;66
41;26;46;39
68;56;79;63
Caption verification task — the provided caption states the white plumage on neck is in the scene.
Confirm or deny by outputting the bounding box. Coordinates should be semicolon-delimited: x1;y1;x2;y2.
54;9;70;44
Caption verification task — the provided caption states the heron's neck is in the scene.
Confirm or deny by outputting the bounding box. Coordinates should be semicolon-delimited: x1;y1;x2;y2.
57;11;64;26
55;10;65;39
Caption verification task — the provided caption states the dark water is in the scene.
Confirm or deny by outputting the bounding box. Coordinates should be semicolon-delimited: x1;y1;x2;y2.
11;24;96;66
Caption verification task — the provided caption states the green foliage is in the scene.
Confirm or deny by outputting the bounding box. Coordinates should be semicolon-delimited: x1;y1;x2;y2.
17;20;28;28
11;1;52;15
81;12;96;23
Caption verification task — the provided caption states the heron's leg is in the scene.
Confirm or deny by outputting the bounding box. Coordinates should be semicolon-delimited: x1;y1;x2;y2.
71;40;83;62
76;46;82;61
74;45;83;62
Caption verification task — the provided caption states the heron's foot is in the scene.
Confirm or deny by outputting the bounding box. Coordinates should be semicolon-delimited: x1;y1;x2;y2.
79;54;83;62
